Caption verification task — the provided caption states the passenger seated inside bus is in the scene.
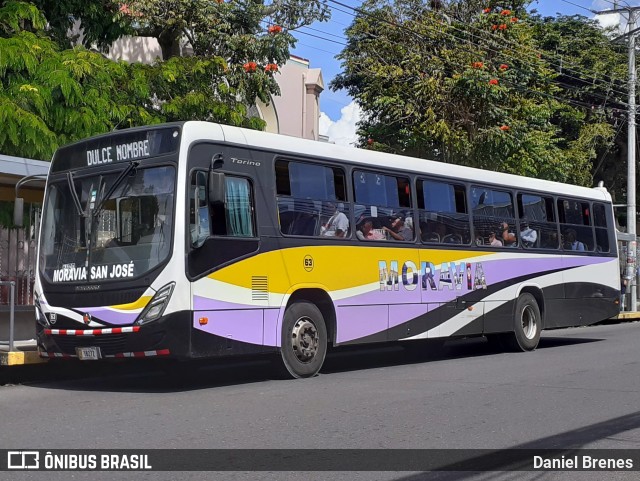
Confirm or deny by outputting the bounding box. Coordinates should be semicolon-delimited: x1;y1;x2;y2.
489;232;502;247
383;215;413;241
356;219;385;240
564;229;585;251
519;218;538;247
500;221;517;246
320;201;349;238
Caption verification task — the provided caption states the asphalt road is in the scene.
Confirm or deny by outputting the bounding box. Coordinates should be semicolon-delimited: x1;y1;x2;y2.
1;321;639;481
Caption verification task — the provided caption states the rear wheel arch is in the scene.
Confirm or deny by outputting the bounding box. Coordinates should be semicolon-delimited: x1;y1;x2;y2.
518;285;545;330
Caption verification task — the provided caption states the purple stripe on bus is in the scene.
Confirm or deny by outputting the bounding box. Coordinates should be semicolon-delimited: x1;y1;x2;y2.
336;305;388;344
194;309;280;346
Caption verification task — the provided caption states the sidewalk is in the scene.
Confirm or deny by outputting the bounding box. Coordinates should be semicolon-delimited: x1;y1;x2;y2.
0;306;47;366
615;311;640;321
0;339;46;366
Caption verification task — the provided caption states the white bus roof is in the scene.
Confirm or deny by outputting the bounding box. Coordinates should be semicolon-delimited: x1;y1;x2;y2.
182;121;610;202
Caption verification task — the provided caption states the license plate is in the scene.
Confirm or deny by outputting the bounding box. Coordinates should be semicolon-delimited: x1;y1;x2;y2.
76;346;101;360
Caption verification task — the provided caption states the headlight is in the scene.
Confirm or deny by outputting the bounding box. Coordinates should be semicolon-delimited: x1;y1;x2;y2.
136;282;175;325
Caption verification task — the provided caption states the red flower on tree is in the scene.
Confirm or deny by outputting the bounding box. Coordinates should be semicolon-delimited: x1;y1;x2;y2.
491;24;498;30
483;8;491;13
243;62;257;73
499;64;509;71
500;125;510;131
472;61;484;69
489;79;499;85
501;9;512;16
268;25;282;34
265;63;279;73
498;24;508;30
510;17;518;23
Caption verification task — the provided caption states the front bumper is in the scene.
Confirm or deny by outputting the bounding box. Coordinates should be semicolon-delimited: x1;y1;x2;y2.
37;311;192;360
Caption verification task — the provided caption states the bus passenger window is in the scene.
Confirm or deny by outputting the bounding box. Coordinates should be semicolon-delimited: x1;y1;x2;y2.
417;179;469;245
471;186;516;248
353;171;413;242
276;160;349;238
558;198;594;251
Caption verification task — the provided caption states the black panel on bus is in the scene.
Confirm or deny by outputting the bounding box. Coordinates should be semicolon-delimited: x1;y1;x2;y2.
51;126;182;173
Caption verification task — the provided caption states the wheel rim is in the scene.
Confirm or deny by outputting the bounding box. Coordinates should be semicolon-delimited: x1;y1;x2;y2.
290;316;319;363
521;305;538;340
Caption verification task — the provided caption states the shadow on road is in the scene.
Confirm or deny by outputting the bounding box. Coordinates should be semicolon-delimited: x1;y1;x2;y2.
5;331;606;393
392;410;640;480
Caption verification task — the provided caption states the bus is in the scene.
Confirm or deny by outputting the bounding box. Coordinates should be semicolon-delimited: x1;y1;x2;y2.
18;121;620;378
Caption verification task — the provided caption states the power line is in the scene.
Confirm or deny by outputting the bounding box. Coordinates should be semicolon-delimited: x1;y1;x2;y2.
559;0;596;14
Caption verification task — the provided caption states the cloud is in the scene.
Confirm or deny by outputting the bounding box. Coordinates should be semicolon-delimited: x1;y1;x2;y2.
319;101;362;147
592;1;624;31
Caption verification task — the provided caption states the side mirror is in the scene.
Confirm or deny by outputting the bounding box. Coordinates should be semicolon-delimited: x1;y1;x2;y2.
13;198;24;227
208;171;226;206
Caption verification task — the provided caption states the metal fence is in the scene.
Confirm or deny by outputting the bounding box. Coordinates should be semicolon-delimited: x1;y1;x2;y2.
0;227;36;306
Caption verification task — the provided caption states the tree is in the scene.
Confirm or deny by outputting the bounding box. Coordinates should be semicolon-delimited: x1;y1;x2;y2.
120;0;329;108
331;0;617;186
1;0;330;160
30;0;131;50
529;13;628;203
0;1;150;160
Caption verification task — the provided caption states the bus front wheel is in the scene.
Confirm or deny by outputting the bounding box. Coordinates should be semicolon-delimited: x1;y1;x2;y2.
505;293;541;352
276;301;327;379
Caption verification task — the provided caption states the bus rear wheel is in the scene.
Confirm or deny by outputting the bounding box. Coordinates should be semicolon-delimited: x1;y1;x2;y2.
276;301;327;379
505;293;541;352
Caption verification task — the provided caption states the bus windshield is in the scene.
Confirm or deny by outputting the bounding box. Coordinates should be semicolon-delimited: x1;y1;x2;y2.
39;165;175;284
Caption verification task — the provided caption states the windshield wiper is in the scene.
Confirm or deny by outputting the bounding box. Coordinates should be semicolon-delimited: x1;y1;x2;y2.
66;172;87;218
93;160;139;216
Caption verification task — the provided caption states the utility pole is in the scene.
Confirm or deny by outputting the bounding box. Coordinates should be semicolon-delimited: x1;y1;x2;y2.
600;6;640;311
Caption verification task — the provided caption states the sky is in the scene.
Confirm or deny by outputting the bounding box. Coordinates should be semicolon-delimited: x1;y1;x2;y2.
290;0;635;146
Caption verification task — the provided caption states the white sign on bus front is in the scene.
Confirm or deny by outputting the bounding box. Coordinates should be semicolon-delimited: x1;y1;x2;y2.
86;140;150;166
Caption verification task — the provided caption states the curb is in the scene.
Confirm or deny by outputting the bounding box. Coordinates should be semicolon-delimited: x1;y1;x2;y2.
0;351;48;366
614;312;640;320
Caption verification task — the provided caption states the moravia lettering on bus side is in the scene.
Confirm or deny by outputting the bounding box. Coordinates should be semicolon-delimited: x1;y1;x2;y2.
86;140;150;166
378;260;488;292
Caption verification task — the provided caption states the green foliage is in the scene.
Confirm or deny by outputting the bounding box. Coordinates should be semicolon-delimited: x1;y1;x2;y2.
332;0;620;187
0;0;329;161
529;13;628;198
30;0;131;50
0;3;148;159
123;0;329;122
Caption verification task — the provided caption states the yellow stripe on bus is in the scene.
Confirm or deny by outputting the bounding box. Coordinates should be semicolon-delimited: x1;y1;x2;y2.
110;296;152;311
208;246;491;293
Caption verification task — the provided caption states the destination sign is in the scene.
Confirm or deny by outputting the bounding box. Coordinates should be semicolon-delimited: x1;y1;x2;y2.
51;126;181;173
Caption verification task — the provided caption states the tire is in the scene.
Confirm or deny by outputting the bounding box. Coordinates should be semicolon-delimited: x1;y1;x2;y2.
504;293;542;352
276;301;327;379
